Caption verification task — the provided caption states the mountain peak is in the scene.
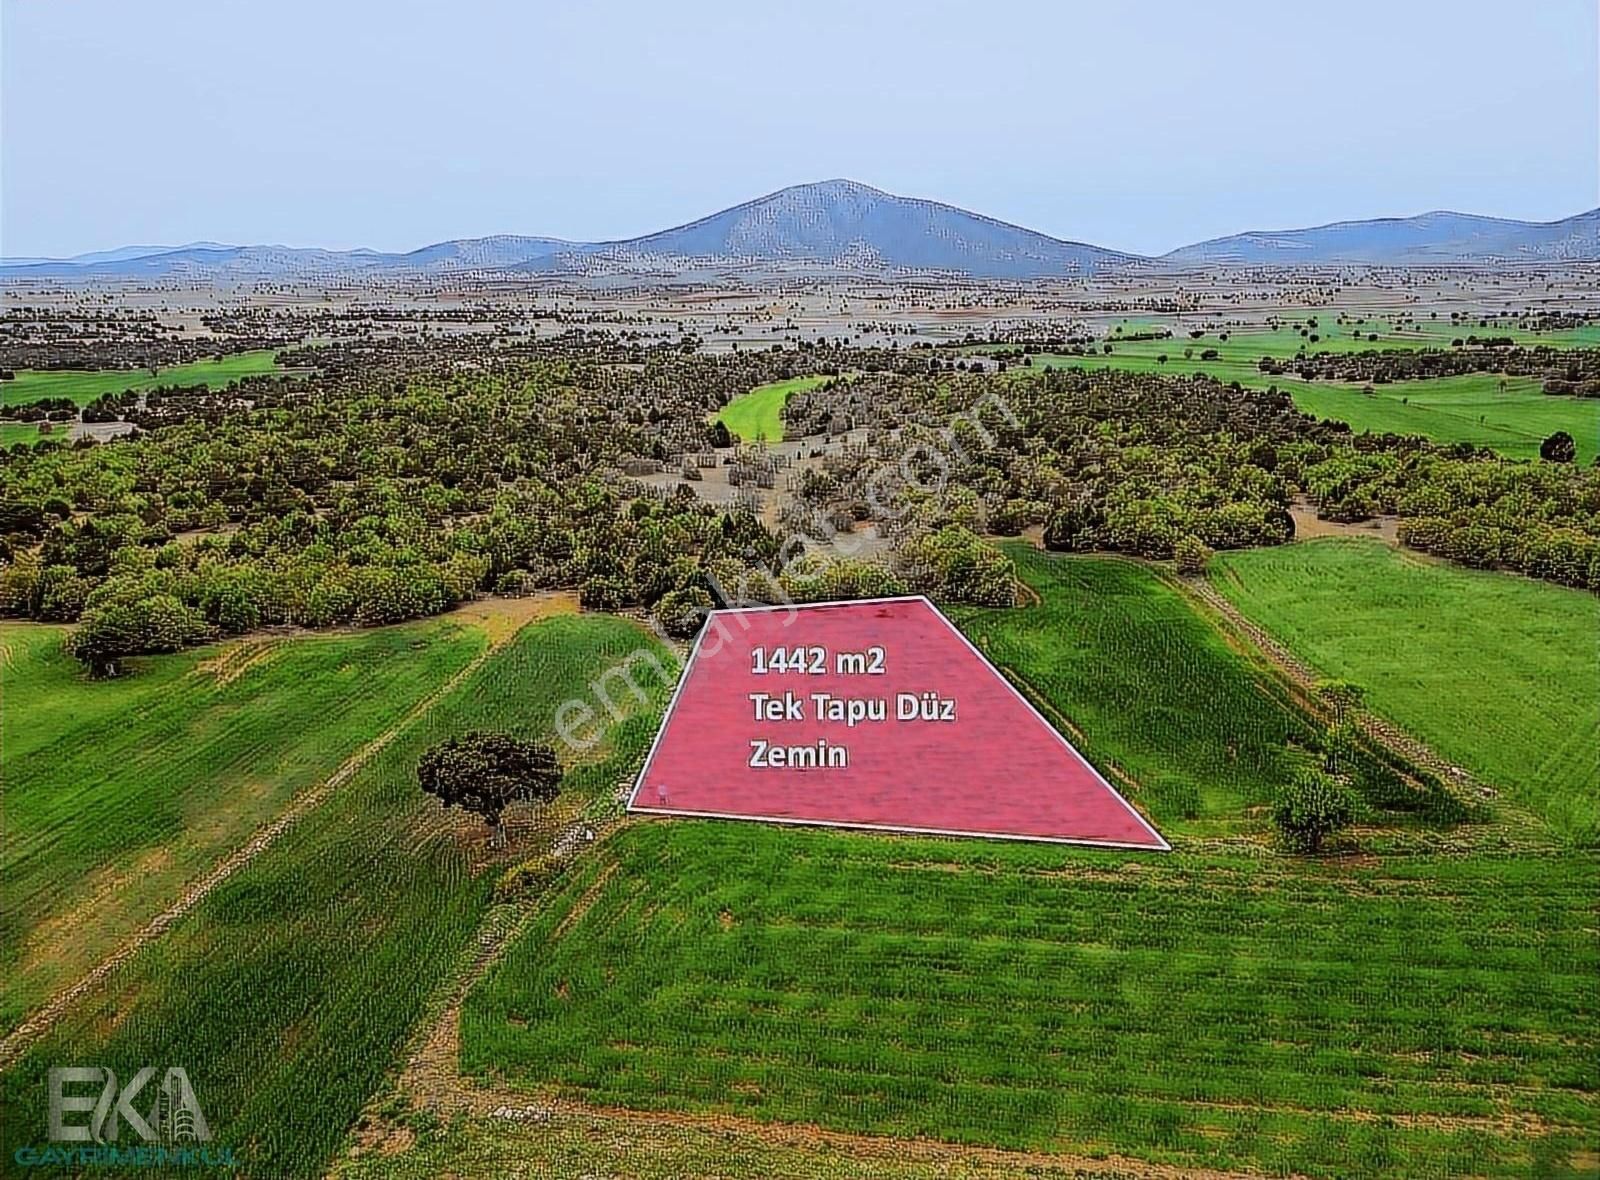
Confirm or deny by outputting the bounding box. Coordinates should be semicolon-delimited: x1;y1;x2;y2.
5;185;1598;280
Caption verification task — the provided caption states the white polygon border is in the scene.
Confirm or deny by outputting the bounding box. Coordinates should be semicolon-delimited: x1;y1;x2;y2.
627;594;1171;851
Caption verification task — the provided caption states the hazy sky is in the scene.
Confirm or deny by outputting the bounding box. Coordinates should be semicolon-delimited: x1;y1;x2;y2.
3;0;1596;257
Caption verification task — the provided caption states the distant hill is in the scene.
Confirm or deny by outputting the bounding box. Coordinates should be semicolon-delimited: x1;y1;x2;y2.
549;179;1136;278
1162;209;1600;267
5;183;1597;282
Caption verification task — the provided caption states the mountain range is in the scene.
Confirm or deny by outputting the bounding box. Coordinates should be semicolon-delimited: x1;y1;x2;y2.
5;180;1596;282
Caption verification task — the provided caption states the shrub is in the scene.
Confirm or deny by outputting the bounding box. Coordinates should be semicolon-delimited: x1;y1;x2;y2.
1272;769;1356;853
1174;535;1213;575
654;585;713;638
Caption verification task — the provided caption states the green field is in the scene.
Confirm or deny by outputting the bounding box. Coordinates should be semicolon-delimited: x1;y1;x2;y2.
0;422;53;447
0;611;674;1178
951;547;1314;832
0;621;484;1035
1000;326;1599;462
0;349;288;408
1277;374;1599;463
714;375;835;442
1212;538;1600;842
463;822;1597;1179
453;549;1597;1178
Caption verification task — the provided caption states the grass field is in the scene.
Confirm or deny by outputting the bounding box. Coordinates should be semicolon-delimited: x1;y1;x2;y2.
1212;539;1600;842
998;326;1599;462
714;375;836;442
951;547;1314;832
462;820;1597;1179
0;349;288;408
0;621;485;1035
0;422;52;447
0;611;674;1178
450;549;1597;1178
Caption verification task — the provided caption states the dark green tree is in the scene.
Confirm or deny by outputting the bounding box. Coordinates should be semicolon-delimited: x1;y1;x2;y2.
1540;431;1576;464
417;731;562;847
1271;769;1356;854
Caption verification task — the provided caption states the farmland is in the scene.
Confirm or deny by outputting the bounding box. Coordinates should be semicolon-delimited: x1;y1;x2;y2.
440;548;1597;1179
0;349;286;407
0;619;484;1035
1212;538;1600;842
1003;329;1599;463
715;374;835;441
950;547;1313;833
461;823;1597;1179
0;422;52;447
0;609;674;1177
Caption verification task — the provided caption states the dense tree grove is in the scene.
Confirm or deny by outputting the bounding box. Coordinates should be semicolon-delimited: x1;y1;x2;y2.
1271;344;1600;396
2;332;1596;671
783;365;1600;588
784;368;1318;559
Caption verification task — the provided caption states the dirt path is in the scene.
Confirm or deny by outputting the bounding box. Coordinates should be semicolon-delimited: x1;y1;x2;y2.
0;593;576;1071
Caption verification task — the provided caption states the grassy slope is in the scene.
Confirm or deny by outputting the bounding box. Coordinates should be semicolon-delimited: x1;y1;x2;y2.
0;350;286;408
950;547;1312;833
1002;325;1599;462
0;622;485;1035
0;614;673;1178
1212;538;1600;842
714;375;834;442
458;551;1598;1178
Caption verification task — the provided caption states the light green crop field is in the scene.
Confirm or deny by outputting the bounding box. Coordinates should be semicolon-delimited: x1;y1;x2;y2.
1212;538;1600;843
1277;374;1599;462
0;422;52;447
0;621;485;1036
0;349;288;408
714;375;836;442
997;325;1599;462
0;612;673;1178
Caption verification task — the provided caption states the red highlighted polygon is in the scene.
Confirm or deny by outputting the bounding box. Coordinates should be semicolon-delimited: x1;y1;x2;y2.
629;596;1168;849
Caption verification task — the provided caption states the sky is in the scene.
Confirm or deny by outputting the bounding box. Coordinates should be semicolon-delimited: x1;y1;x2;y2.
3;0;1597;258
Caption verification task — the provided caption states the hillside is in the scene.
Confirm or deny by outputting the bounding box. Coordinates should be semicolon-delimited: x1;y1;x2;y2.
1163;208;1600;267
6;184;1598;281
556;179;1135;278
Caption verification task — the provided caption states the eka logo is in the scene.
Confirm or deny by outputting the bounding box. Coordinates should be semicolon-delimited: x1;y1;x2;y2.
49;1066;212;1145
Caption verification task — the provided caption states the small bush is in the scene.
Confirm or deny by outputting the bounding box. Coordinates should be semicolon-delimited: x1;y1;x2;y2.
1272;769;1356;853
1174;534;1213;576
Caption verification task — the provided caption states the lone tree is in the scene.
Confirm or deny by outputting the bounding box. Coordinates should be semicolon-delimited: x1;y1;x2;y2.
417;731;562;847
1271;768;1356;854
1540;430;1576;464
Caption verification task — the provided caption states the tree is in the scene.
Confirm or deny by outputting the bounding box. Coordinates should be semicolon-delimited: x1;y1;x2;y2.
1173;534;1213;575
1540;431;1576;464
417;731;562;847
655;585;713;638
1271;768;1356;853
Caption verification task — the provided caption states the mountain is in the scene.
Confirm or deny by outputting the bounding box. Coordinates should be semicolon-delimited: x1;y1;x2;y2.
1161;209;1600;267
554;179;1137;278
5;183;1598;282
0;242;233;266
